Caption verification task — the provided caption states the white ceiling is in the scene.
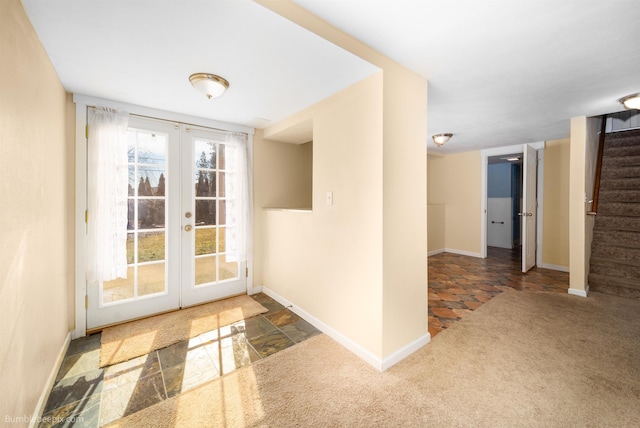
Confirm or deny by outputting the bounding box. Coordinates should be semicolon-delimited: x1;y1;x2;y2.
22;0;640;153
294;0;640;152
21;0;378;129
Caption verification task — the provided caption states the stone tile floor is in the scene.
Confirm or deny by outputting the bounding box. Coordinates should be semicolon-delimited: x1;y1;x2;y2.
428;247;569;337
39;293;321;427
40;249;569;426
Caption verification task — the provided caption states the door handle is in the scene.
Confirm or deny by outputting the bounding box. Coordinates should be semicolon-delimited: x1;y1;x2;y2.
184;225;193;232
491;221;504;224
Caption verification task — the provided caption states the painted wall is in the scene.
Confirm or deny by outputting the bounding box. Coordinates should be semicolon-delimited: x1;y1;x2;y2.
543;138;570;268
569;116;600;293
0;0;73;420
427;204;445;253
256;139;312;209
256;73;385;355
256;0;428;364
488;163;512;197
427;151;483;255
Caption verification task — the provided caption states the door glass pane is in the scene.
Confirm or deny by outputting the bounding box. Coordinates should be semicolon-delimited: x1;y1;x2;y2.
217;227;227;252
218;200;226;225
218;144;226;170
138;200;165;229
195;228;216;256
218;254;238;281
194;139;217;169
218;172;225;197
195;200;216;226
138;132;166;164
102;267;135;304
195;171;216;197
138;231;165;263
138;263;166;297
195;256;216;286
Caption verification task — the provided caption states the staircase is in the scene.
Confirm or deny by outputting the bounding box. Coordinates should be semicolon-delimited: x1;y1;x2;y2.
589;128;640;299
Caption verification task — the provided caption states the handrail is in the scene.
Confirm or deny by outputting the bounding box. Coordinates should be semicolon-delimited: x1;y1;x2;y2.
588;115;607;216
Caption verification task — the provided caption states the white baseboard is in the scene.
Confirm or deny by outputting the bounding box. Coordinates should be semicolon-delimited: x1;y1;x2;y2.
568;286;589;298
31;332;71;427
248;284;263;295
381;332;431;371
428;249;445;257
261;287;429;371
539;263;569;273
445;248;484;258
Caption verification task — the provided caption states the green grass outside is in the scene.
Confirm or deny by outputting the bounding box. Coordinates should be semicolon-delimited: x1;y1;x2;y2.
127;227;226;264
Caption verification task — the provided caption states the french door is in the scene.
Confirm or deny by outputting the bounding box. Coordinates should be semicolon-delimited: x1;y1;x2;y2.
87;116;246;329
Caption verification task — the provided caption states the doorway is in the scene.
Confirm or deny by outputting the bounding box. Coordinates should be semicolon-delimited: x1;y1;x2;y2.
487;153;522;252
481;143;543;273
86;114;247;330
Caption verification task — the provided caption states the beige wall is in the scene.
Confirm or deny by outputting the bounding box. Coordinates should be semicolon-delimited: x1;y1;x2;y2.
255;139;312;209
256;73;385;354
427;151;483;254
427;204;445;253
0;0;73;420
543;138;570;267
256;1;428;363
569;116;600;293
381;67;427;356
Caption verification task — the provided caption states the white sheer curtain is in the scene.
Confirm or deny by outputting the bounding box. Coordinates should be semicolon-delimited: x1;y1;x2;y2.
86;107;130;283
225;132;252;263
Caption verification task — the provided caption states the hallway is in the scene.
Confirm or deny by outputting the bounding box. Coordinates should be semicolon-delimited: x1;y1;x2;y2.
428;247;569;337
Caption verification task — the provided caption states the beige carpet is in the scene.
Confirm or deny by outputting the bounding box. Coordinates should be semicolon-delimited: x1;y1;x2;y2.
100;295;267;367
106;290;640;427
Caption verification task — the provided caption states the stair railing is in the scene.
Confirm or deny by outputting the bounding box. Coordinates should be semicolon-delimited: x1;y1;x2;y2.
588;115;607;216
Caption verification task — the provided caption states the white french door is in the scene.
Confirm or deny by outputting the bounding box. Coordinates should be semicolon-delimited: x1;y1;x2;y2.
87;116;246;329
180;125;246;307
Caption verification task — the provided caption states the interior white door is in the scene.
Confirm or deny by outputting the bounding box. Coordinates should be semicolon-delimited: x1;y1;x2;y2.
180;126;246;307
87;116;181;329
521;144;537;273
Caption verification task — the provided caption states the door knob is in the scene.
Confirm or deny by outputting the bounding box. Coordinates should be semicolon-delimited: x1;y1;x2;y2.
184;225;193;232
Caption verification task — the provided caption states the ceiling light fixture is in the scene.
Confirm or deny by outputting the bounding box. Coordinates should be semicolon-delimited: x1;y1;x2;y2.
619;93;640;110
502;157;520;162
189;73;229;99
432;133;453;147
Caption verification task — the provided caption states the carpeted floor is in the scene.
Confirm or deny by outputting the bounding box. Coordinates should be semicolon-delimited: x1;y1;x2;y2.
100;295;267;367
107;290;640;427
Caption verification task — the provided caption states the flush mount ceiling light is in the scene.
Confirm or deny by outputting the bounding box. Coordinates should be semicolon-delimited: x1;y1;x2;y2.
619;93;640;110
432;133;453;147
189;73;229;99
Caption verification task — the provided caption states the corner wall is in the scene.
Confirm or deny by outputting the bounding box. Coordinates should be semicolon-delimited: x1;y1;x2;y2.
256;0;428;367
427;151;483;255
569;116;600;295
255;73;385;356
0;0;73;420
542;138;570;268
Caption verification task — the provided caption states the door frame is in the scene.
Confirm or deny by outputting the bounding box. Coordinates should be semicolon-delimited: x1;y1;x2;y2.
480;142;545;262
73;94;255;339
